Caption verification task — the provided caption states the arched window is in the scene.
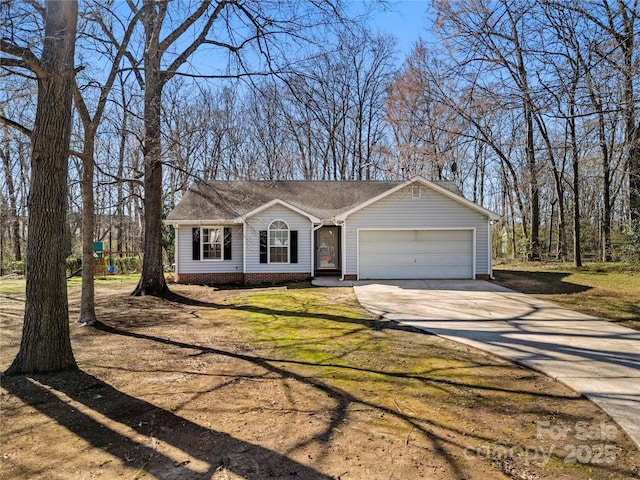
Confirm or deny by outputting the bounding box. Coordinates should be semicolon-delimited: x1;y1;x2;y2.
268;220;289;263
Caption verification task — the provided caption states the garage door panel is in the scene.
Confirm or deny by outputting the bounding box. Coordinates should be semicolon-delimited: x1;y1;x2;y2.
359;230;473;279
413;253;466;266
415;230;466;242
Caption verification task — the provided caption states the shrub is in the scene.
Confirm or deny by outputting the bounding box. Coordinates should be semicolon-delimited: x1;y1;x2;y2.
66;256;82;275
621;219;640;264
9;260;25;274
113;256;141;274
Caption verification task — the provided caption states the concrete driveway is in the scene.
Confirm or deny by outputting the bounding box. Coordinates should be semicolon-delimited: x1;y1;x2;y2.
337;279;640;449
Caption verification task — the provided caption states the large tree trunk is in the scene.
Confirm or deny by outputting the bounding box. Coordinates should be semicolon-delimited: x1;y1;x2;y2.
132;5;168;297
6;0;78;375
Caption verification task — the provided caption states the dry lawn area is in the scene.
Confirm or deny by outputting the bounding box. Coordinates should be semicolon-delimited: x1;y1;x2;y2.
493;262;640;331
1;276;639;479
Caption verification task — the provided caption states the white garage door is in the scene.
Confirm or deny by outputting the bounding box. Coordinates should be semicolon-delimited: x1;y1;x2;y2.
359;230;474;279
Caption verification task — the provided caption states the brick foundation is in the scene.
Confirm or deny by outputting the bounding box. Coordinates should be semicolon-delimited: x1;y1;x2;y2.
177;272;490;284
176;271;310;286
176;272;245;286
244;272;310;285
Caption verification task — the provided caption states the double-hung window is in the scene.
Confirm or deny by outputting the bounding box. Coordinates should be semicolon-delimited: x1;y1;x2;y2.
202;227;222;260
268;220;289;263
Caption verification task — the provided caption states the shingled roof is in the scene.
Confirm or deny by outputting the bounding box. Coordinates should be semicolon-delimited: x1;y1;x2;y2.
166;179;462;223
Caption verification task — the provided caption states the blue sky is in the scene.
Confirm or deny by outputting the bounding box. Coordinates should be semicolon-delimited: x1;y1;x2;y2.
359;1;433;56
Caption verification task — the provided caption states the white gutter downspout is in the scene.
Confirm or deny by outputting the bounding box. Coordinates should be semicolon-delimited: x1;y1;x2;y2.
489;219;496;280
312;223;323;278
242;222;247;276
334;219;345;281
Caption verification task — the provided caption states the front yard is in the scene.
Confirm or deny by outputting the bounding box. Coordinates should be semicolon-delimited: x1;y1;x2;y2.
493;262;640;331
1;276;639;479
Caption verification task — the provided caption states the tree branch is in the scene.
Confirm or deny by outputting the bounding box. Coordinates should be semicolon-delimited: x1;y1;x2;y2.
0;39;47;77
0;115;32;138
159;0;218;53
163;1;227;82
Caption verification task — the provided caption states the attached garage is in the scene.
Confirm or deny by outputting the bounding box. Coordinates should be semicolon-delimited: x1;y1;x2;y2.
358;229;474;280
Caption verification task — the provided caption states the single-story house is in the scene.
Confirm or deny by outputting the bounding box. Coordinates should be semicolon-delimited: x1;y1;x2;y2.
165;176;500;285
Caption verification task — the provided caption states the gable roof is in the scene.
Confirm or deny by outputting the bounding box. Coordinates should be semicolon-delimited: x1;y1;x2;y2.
165;177;496;224
335;176;501;221
241;198;322;223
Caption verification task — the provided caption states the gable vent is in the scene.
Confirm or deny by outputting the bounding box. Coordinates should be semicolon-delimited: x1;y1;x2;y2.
412;185;421;198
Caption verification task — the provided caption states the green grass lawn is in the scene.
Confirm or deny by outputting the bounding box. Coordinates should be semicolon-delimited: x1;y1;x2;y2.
493;262;640;330
223;289;487;400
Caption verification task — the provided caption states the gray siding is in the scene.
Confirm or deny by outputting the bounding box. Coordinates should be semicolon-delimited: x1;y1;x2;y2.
344;185;491;276
177;224;243;274
245;204;313;274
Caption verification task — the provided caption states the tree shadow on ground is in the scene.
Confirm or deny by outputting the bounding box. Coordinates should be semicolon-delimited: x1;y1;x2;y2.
0;315;483;480
90;319;638;480
4;299;636;479
1;369;333;479
492;270;592;295
88;320;488;478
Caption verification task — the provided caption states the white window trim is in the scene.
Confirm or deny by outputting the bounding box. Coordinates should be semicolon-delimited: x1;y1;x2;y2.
268;219;290;264
201;226;224;261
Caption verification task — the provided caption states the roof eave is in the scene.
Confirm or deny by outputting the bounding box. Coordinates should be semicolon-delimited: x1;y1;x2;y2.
164;219;244;226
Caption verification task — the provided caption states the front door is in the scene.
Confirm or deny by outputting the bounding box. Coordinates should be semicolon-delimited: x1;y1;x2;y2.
315;226;341;272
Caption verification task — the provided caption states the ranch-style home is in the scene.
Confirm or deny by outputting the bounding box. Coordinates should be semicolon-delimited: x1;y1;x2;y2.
165;176;500;285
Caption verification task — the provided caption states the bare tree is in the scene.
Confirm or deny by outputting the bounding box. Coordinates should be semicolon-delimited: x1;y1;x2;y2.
2;0;78;374
386;41;462;180
434;0;543;259
71;2;142;324
0;126;23;265
123;1;347;296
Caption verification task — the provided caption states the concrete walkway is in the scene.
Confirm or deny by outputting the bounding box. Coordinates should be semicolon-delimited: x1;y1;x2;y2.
312;278;640;449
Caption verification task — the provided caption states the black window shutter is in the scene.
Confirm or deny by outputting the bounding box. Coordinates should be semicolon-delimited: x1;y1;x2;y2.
259;230;268;263
290;230;298;264
192;227;200;260
223;227;232;260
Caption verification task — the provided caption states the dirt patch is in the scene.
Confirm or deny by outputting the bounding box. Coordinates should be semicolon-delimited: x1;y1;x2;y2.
1;281;639;479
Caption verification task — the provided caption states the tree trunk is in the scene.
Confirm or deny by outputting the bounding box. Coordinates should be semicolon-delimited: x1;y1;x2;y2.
0;140;22;262
628;122;640;221
570;114;582;268
133;8;168;296
618;0;639;221
602;145;612;262
116;95;127;256
78;136;97;325
573;160;582;268
524;99;540;261
6;0;78;375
